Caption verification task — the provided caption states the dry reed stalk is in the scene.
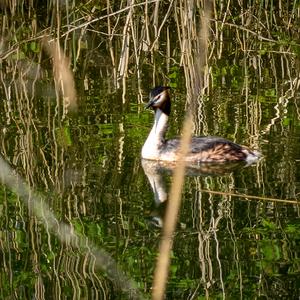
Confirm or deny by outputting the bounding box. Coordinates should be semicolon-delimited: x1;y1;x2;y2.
130;10;141;86
106;0;117;85
150;0;175;51
174;0;212;135
117;0;134;83
42;37;77;112
152;2;212;299
152;115;193;300
199;189;299;205
214;0;225;58
144;0;151;50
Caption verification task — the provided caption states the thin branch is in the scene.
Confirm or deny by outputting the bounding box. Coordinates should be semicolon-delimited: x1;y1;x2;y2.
61;0;159;38
199;189;299;205
0;155;146;300
152;114;193;300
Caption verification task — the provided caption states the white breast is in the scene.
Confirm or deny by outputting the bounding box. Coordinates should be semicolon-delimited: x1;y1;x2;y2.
142;109;169;160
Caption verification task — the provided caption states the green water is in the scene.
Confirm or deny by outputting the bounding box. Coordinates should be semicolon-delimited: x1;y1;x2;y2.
1;74;299;299
1;2;300;299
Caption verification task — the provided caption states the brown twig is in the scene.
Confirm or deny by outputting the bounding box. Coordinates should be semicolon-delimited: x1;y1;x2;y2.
152;114;193;300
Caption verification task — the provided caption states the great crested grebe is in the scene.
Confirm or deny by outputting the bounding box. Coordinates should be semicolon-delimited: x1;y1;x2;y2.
141;86;260;163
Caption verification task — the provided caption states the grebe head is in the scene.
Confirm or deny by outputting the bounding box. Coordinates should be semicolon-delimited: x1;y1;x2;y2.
145;86;171;116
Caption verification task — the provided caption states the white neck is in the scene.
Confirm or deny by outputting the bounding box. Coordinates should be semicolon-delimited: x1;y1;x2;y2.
141;109;169;160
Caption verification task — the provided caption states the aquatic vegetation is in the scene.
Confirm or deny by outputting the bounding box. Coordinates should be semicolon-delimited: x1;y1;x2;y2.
0;1;299;299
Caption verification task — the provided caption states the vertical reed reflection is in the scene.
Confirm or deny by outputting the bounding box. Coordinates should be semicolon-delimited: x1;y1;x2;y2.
0;0;299;299
0;156;145;299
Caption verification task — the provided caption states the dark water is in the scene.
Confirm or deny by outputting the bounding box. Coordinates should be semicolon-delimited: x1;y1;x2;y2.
1;75;300;299
1;17;300;300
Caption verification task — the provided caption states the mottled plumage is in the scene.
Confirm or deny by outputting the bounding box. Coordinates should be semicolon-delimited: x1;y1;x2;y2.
142;86;260;163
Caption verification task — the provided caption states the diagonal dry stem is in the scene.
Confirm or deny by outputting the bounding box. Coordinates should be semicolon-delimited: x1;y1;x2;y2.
151;114;193;300
0;155;145;300
199;189;300;205
152;1;212;299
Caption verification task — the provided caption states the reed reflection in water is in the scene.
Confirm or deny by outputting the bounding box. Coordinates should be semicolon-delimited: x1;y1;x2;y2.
0;0;300;299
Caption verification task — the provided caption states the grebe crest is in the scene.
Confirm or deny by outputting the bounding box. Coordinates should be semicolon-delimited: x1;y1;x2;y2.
141;86;261;163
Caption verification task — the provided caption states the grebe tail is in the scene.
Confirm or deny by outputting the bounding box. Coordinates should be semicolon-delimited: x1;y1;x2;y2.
141;86;261;163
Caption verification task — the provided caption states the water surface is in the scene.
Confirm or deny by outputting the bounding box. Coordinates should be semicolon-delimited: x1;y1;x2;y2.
0;3;300;299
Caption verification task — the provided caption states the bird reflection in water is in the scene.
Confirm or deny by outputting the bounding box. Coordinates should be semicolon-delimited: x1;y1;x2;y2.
141;159;255;228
